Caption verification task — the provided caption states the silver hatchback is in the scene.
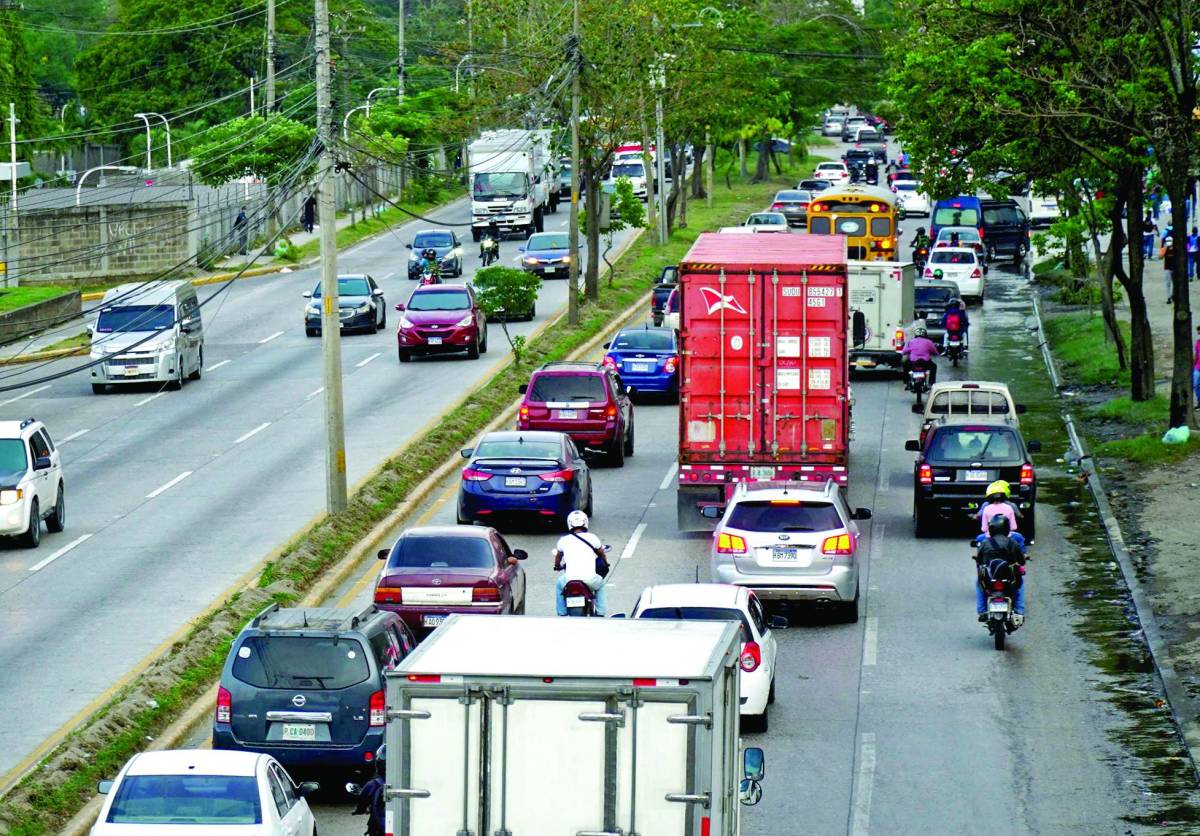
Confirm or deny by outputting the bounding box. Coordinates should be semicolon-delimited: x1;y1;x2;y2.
706;481;871;622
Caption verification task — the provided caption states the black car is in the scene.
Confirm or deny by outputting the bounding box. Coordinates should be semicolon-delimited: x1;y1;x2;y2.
650;282;675;326
914;280;961;340
557;158;572;198
212;604;416;778
980;198;1031;263
406;228;464;279
905;416;1041;538
303;274;386;336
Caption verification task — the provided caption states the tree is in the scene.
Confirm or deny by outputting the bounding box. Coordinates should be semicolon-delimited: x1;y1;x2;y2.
473;265;542;361
189;116;316;186
0;8;50;139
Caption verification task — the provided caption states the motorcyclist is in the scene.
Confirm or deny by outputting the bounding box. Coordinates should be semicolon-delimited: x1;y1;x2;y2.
553;510;609;616
480;220;501;262
975;514;1027;625
941;298;969;349
419;248;441;284
912;226;931;251
352;744;387;836
900;325;940;388
975;480;1027;550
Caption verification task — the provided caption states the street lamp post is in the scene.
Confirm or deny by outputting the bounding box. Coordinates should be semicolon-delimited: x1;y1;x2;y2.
455;54;472;94
133;113;153;171
342;105;369;140
75;165;138;206
365;87;396;119
134;112;172;169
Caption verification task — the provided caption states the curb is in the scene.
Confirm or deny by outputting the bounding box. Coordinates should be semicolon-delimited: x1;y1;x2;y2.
0;345;88;366
1031;293;1200;781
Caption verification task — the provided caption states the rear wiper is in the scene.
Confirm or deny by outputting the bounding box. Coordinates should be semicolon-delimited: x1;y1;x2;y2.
780;526;817;532
291;674;328;686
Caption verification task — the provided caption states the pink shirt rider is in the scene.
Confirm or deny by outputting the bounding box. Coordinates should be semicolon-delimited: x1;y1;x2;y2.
980;501;1019;534
902;336;940;363
1193;337;1200;371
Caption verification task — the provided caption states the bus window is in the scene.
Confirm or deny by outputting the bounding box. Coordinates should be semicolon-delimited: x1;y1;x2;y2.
870;217;892;236
808;217;832;234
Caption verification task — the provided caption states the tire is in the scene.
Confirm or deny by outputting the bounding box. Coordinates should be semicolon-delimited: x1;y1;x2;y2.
398;347;411;363
608;433;626;467
952;351;960;368
914;383;924;409
994;621;1006;651
986;244;997;263
741;710;768;734
46;486;65;533
168;358;184;390
378;310;387;330
623;418;635;457
91;383;106;394
1013;241;1028;264
914;502;934;538
306;328;318;337
514;596;526;615
467;333;481;360
840;585;860;624
584;487;594;516
456;508;471;525
189;347;203;380
21;500;40;548
472;228;482;242
1024;507;1037;543
768;677;776;705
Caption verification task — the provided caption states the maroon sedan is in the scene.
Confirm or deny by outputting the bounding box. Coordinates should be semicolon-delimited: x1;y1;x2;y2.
395;285;488;362
374;525;528;635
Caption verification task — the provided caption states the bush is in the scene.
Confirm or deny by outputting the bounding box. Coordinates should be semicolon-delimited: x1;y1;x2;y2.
473;266;542;322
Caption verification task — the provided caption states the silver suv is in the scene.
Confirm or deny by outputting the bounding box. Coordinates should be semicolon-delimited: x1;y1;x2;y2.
0;418;65;547
706;481;870;622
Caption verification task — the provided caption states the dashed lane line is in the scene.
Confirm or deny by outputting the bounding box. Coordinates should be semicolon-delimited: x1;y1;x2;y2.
849;732;877;836
28;534;92;573
205;359;231;372
145;471;193;499
59;428;90;444
356;352;381;368
0;384;50;406
133;391;165;407
258;330;285;344
234;422;271;444
618;522;648;563
658;461;678;492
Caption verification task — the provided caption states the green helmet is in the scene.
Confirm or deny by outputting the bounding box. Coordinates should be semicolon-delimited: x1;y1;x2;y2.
933;268;944;280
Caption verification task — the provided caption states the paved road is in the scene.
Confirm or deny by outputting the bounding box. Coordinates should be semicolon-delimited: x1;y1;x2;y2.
0;197;639;779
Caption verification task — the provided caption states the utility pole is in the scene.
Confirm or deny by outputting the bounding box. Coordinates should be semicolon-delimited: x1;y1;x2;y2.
397;0;405;102
250;76;256;116
705;125;713;208
8;103;17;288
315;0;348;514
640;89;656;241
266;0;276;112
567;0;581;326
653;61;668;245
466;0;474;99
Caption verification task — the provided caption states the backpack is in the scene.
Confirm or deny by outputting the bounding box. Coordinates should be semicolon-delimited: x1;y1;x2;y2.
945;311;962;332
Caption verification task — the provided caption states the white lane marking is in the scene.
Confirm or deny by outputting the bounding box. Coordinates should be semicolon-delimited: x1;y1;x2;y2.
306;387;324;400
876;465;890;493
234;422;271;444
381;271;395;280
868;523;885;562
133;391;165;407
619;522;648;563
356;352;381;368
145;470;193;499
659;461;679;492
258;330;284;344
558;221;568;228
0;384;50;406
59;428;90;444
28;533;93;573
205;359;231;372
862;616;879;667
849;732;877;836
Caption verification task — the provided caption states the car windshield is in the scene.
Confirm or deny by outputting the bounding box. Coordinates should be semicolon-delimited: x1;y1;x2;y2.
637;606;751;642
231;635;370;690
414;233;453;248
916;287;955;306
106;774;261;825
0;439;26;472
388;535;495;569
928;427;1022;462
96;304;174;333
528;233;569;250
930;250;976;265
611;330;674;351
312;278;371;297
727;500;843;533
937;228;981;243
473;172;529;200
474;439;561;459
934;206;980;226
775;191;810;202
611;163;644;178
407;289;471;311
529;373;606;402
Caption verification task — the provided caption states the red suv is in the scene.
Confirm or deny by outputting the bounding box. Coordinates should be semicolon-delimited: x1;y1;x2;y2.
517;361;634;466
395;284;487;362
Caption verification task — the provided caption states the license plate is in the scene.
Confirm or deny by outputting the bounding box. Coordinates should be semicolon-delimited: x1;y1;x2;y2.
750;466;774;479
772;547;799;561
964;470;990;481
281;723;316;742
565;596;586;607
912;371;926;379
422;614;447;627
557;409;577;419
123;366;139;377
427;336;443;345
504;476;526;487
629;362;653;372
988;598;1009;613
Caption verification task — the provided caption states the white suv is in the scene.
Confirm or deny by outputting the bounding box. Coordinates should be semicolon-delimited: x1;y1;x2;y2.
0;418;65;547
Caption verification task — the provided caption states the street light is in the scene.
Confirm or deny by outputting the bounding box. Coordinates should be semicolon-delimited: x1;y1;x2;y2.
365;87;396;119
133;113;153;171
133;112;172;169
75;165;138;206
455;54;472;93
342;105;369;140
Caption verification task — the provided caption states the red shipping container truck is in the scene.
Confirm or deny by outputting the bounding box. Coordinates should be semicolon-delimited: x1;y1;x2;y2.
676;233;851;531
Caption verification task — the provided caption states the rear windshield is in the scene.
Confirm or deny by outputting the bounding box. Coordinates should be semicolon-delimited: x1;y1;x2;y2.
916;287;955;306
727;500;843;533
983;205;1022;225
474;439;561;460
930;390;1011;415
933;206;979;226
937;229;981;243
106;775;261;825
637;607;751;642
611;163;645;178
930;250;975;264
414;232;453;248
96;304;174;333
388;535;495;569
232;635;370;690
611;330;674;351
799;180;829;190
775;191;810;202
529;373;606;402
407;289;471;311
927;427;1022;462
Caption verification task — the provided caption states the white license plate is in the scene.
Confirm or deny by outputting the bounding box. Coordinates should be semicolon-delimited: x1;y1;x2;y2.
422;614;447;627
964;470;990;481
750;466;774;479
912;371;926;379
504;476;526;487
557;409;577;419
123;366;140;377
629;362;653;372
565;596;586;607
281;723;317;742
772;547;799;561
427;336;443;345
988;598;1009;613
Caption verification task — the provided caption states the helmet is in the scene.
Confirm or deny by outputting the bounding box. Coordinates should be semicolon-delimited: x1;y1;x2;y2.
932;268;944;280
567;510;589;530
423;248;437;260
916;226;926;235
986;480;1011;500
988;513;1011;536
915;326;928;337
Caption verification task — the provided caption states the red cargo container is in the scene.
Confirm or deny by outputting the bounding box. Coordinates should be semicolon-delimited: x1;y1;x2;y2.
676;233;850;531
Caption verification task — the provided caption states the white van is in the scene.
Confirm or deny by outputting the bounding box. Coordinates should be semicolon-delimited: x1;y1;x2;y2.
88;281;205;394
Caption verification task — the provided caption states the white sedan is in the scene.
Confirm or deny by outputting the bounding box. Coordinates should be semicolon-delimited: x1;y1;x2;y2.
744;212;790;232
92;750;318;835
925;247;985;302
812;161;850;186
894;181;930;215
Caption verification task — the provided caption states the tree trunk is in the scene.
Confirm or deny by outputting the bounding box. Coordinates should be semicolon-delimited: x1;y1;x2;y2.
584;168;601;300
690;146;705;200
1117;169;1155;400
1165;169;1196;427
738;137;748;178
751;136;770;183
678;146;688;229
1091;185;1127;371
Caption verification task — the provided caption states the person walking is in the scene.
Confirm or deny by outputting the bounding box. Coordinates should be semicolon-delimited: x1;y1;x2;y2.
233;206;249;255
1163;234;1177;304
302;194;317;234
1191;226;1200;280
1193;325;1200;410
1143;213;1158;260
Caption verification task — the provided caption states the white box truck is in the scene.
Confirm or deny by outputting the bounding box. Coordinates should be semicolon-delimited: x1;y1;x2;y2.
467;129;555;241
847;259;916;373
382;615;767;836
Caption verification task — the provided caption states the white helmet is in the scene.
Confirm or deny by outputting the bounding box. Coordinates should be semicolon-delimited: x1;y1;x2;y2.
567;510;589;530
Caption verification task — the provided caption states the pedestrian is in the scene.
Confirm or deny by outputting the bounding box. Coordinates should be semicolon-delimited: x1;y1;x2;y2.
302;194;316;234
1151;185;1164;220
1163;235;1176;303
1191;226;1200;280
233;206;249;255
1143;212;1157;260
1194;325;1200;410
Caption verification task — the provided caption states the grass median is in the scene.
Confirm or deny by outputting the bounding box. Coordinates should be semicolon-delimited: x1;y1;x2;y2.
0;164;807;835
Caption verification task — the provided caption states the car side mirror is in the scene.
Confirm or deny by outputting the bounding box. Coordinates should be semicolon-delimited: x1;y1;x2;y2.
699;506;721;519
460;448;474;458
743;746;765;781
377;548;389;560
904;439;921;451
302;291;312;299
296;781;320;798
603;341;610;349
910;403;923;415
1027;440;1042;453
394;303;405;311
97;780;114;795
405;243;412;249
518;383;529;394
852;507;873;521
86;324;94;336
373;288;385;297
512;549;528;561
33;456;52;471
1015;404;1028;415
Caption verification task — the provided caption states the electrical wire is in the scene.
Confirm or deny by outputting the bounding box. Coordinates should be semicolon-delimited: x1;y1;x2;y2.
20;0;285;37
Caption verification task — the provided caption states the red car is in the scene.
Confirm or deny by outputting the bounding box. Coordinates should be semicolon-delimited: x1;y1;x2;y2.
517;361;635;466
374;525;528;636
395;284;487;362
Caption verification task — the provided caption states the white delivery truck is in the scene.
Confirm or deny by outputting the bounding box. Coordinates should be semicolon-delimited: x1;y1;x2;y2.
847;259;916;373
467;129;555;240
382;615;767;836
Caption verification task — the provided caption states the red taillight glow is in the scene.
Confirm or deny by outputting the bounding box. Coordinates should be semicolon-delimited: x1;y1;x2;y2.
893;329;905;348
664;355;679;373
216;686;231;724
473;584;502;603
970;267;982;278
602;354;617;369
1020;463;1034;485
770;203;784;210
519;406;529;420
739;642;762;672
992;581;1006;591
821;533;853;555
977;227;984;239
407;674;441;683
702;816;711;836
462;468;490;481
374;586;403;605
539;469;574;482
919;464;933;484
605;405;618;418
369;690;386;726
716;531;747;554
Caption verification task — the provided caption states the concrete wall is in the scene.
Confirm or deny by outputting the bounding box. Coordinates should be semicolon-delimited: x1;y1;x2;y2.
0;290;81;344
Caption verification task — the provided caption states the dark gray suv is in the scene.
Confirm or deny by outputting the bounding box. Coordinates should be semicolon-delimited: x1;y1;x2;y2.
212;604;415;778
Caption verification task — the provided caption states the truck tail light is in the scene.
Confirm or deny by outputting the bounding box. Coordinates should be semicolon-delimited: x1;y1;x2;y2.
473;584;502;603
893;329;905;349
375;586;404;605
539;469;574;482
407;674;441;683
821;533;853;555
369;690;386;726
919;464;933;484
602;354;617;369
664;354;679;373
216;686;232;724
739;642;762;672
462;468;490;481
1020;463;1034;485
716;532;747;554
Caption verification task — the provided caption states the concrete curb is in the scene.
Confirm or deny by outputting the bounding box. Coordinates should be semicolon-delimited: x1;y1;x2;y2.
0;345;88;366
1031;293;1200;780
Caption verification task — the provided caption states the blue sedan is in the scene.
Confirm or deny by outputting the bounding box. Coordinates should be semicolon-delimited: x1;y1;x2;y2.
519;232;572;279
603;327;680;401
457;431;593;529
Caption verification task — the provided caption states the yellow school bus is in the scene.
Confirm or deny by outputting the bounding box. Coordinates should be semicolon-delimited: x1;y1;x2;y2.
806;184;899;261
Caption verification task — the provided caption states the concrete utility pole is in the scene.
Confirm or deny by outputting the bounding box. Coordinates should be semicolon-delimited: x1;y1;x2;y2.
567;0;581;326
640;89;656;240
652;60;668;245
315;0;348;514
8;103;17;287
397;0;405;102
266;0;277;112
705;125;713;208
250;76;256;116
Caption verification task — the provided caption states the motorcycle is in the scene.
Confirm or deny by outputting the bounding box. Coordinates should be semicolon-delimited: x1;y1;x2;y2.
975;551;1025;650
480;235;499;267
557;544;612;617
913;246;929;272
907;363;932;407
946;332;966;367
419;270;442;286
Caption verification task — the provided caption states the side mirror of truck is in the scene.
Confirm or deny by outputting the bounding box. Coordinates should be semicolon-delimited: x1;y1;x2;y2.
1015;404;1028;414
1027;440;1042;453
743;747;765;781
852;507;872;521
910;403;923;415
904;439;921;451
739;779;763;807
699;506;721;519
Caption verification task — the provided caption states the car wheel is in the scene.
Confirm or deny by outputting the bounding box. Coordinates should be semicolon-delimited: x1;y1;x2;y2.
623;417;635;456
189;347;203;380
306;328;318;337
168;357;185;390
91;383;107;395
1024;507;1037;543
608;434;626;468
840;584;860;624
21;500;40;548
768;677;776;705
1013;241;1029;264
667;382;680;404
914;502;933;538
514;596;526;615
986;244;997;262
741;710;768;734
482;327;489;354
46;486;65;533
456;508;472;525
398;347;412;363
467;333;481;360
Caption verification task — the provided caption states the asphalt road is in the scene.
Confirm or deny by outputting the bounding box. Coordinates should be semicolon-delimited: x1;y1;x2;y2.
0;196;640;779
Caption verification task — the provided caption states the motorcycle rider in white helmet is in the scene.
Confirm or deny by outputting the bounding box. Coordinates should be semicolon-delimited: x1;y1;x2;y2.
552;510;609;616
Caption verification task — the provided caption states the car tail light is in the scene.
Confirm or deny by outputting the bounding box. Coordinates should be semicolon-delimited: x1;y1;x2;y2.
539;469;574;482
519;406;529;421
375;586;403;604
602;354;617;369
664;355;679;373
473;584;501;603
407;674;441;683
970;267;982;278
978;226;985;239
716;531;747;554
216;686;231;724
369;690;386;726
919;464;933;484
770;203;783;210
739;642;762;672
462;468;490;481
1020;463;1034;485
821;533;853;555
605;405;618;418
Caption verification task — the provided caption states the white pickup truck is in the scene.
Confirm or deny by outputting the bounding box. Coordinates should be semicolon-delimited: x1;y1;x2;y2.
848;259;916;373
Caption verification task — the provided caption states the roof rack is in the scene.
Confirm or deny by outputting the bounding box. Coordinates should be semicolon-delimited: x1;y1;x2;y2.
538;360;600;370
249;602;281;628
19;418;35;430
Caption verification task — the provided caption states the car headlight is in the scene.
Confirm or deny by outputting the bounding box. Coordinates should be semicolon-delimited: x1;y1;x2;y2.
524;257;539;265
355;302;371;314
158;337;176;352
409;251;419;261
513;200;531;212
306;303;321;315
0;489;23;505
399;316;415;329
455;314;474;328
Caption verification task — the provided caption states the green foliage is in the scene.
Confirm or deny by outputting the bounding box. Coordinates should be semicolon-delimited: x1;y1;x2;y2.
1095;432;1200;465
189;116;315;186
473;265;542;322
0;10;50;138
1043;313;1129;386
608;177;646;233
